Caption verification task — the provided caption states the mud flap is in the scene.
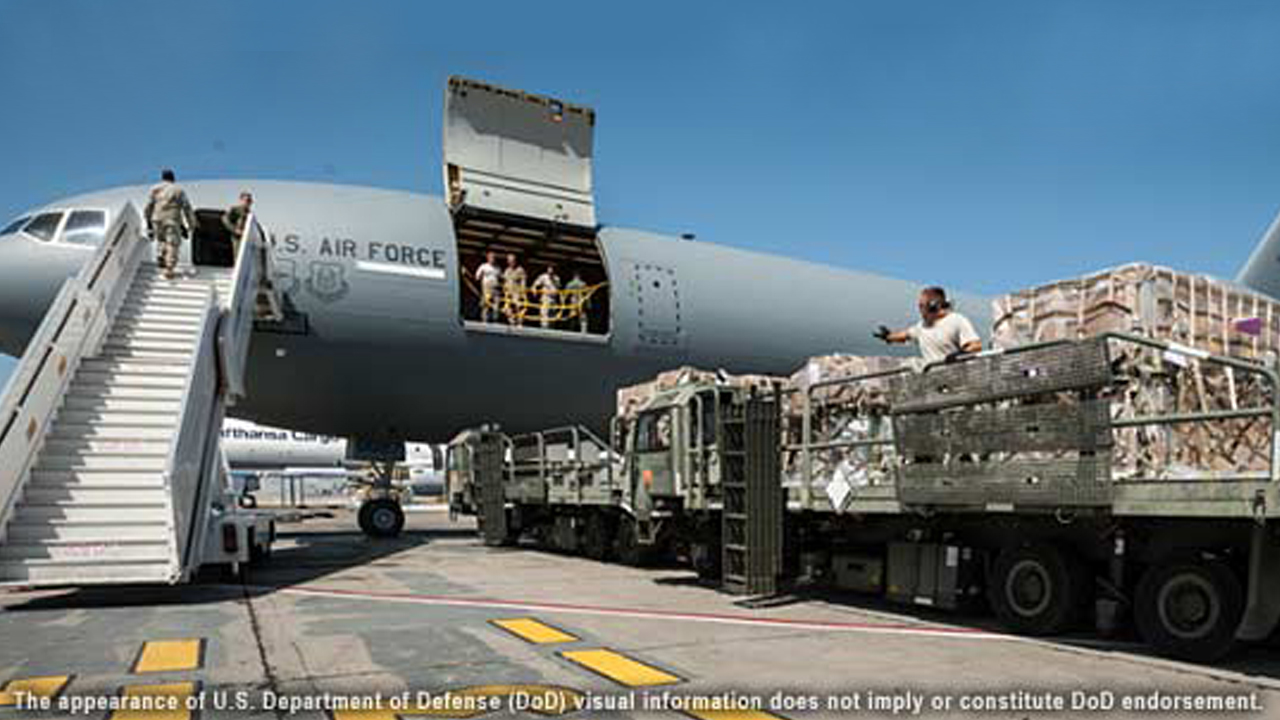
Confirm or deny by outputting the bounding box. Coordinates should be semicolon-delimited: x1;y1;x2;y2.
1236;523;1280;642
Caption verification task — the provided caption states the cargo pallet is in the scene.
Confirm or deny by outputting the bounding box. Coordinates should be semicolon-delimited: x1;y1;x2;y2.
447;333;1280;662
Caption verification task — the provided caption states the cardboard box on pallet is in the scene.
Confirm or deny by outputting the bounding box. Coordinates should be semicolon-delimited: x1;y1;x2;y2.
993;264;1278;479
992;263;1280;361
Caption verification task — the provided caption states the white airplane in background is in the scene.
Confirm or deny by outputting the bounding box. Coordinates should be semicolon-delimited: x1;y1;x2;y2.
221;419;443;504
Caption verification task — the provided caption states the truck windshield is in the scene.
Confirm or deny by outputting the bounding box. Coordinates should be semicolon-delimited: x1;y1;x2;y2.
635;411;672;452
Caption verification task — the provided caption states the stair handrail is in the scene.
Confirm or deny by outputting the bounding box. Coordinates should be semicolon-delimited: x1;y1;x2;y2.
0;204;148;542
218;214;266;404
162;289;221;578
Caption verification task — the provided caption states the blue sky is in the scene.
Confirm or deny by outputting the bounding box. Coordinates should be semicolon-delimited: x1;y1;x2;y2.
3;1;1280;387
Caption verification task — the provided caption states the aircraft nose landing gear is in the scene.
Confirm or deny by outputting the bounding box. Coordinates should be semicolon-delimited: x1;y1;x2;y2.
359;495;406;538
349;440;410;539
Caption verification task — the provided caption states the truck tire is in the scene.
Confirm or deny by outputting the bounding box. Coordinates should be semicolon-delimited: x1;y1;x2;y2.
359;499;405;538
583;512;614;562
1135;559;1242;662
989;543;1089;636
615;520;659;567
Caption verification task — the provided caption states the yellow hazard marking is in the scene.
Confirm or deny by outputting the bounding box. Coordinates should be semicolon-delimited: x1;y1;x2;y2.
109;682;196;720
559;649;681;687
330;684;582;720
491;618;578;645
133;639;203;673
0;675;71;706
684;710;788;720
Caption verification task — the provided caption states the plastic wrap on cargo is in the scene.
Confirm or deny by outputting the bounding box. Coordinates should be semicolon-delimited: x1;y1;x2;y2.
994;265;1279;480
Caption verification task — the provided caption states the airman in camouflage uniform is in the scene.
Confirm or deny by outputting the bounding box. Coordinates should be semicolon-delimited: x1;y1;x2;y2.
144;169;197;280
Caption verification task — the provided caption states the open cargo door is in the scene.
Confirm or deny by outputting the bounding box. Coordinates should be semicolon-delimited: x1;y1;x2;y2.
445;77;610;337
444;76;596;229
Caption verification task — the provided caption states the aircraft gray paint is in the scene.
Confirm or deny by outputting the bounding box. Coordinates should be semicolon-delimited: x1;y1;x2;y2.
0;179;981;441
0;77;994;444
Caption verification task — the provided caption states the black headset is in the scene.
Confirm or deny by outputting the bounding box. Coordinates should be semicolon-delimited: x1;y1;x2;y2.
923;286;951;314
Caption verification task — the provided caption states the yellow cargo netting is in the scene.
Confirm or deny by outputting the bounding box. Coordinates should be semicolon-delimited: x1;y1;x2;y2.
463;274;607;325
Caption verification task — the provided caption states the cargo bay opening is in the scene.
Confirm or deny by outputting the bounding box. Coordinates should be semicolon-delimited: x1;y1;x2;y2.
444;76;610;338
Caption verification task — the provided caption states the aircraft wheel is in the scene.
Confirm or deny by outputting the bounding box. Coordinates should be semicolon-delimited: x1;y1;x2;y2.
988;543;1090;636
359;498;405;538
1135;559;1242;662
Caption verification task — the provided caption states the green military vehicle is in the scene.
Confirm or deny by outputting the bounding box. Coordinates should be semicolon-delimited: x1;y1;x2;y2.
449;333;1280;662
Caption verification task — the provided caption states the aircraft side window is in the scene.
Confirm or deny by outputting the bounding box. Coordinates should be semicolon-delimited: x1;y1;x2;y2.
1;215;30;235
62;210;107;246
21;212;64;242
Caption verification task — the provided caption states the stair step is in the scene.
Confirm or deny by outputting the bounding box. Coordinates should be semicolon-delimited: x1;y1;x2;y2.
61;397;182;413
55;411;180;427
120;298;210;313
67;381;184;397
112;318;202;335
28;470;167;487
0;561;176;586
11;504;170;523
35;455;167;472
0;540;172;562
72;372;186;389
79;358;191;376
129;280;212;294
107;328;199;344
97;349;193;363
66;384;184;401
101;338;194;353
41;438;171;457
47;424;176;442
114;308;205;323
5;521;169;543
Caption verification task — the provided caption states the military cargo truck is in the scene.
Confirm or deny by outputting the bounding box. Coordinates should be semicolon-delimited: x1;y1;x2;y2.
448;333;1280;662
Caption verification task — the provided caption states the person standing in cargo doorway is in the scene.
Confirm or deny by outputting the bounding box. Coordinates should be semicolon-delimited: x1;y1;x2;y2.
502;253;528;326
474;250;501;323
874;286;982;363
531;263;561;329
144;169;198;280
221;191;254;261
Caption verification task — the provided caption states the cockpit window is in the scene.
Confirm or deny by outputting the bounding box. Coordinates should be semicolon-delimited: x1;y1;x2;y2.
1;216;30;235
21;212;63;242
62;210;106;246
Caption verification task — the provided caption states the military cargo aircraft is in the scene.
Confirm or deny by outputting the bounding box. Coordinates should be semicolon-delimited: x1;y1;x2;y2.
0;77;987;448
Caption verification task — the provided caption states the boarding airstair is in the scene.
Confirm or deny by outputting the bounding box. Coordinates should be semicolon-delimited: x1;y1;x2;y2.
0;204;279;585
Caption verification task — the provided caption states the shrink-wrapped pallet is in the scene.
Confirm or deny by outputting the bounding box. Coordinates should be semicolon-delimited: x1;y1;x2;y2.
780;355;910;494
993;265;1279;480
992;263;1280;360
614;367;781;420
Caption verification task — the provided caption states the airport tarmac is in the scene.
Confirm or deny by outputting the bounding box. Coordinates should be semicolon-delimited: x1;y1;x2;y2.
2;509;1279;719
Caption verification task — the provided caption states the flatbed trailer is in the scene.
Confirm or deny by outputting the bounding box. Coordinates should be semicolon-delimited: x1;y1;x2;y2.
447;333;1280;661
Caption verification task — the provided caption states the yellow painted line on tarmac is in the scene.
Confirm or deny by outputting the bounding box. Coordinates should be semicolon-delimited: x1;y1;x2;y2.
109;682;196;720
491;617;578;645
0;675;71;706
132;639;204;673
559;648;682;687
684;709;788;720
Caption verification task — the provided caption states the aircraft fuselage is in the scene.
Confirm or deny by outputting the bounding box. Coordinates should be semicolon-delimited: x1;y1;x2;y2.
0;180;987;441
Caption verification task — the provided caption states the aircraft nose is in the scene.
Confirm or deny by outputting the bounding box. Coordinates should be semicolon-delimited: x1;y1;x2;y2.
0;234;83;357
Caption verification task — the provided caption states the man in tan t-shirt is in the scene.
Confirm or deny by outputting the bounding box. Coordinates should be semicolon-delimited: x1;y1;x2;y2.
875;286;982;363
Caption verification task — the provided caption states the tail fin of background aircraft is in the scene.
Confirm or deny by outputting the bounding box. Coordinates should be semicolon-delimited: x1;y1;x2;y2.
1237;208;1280;299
